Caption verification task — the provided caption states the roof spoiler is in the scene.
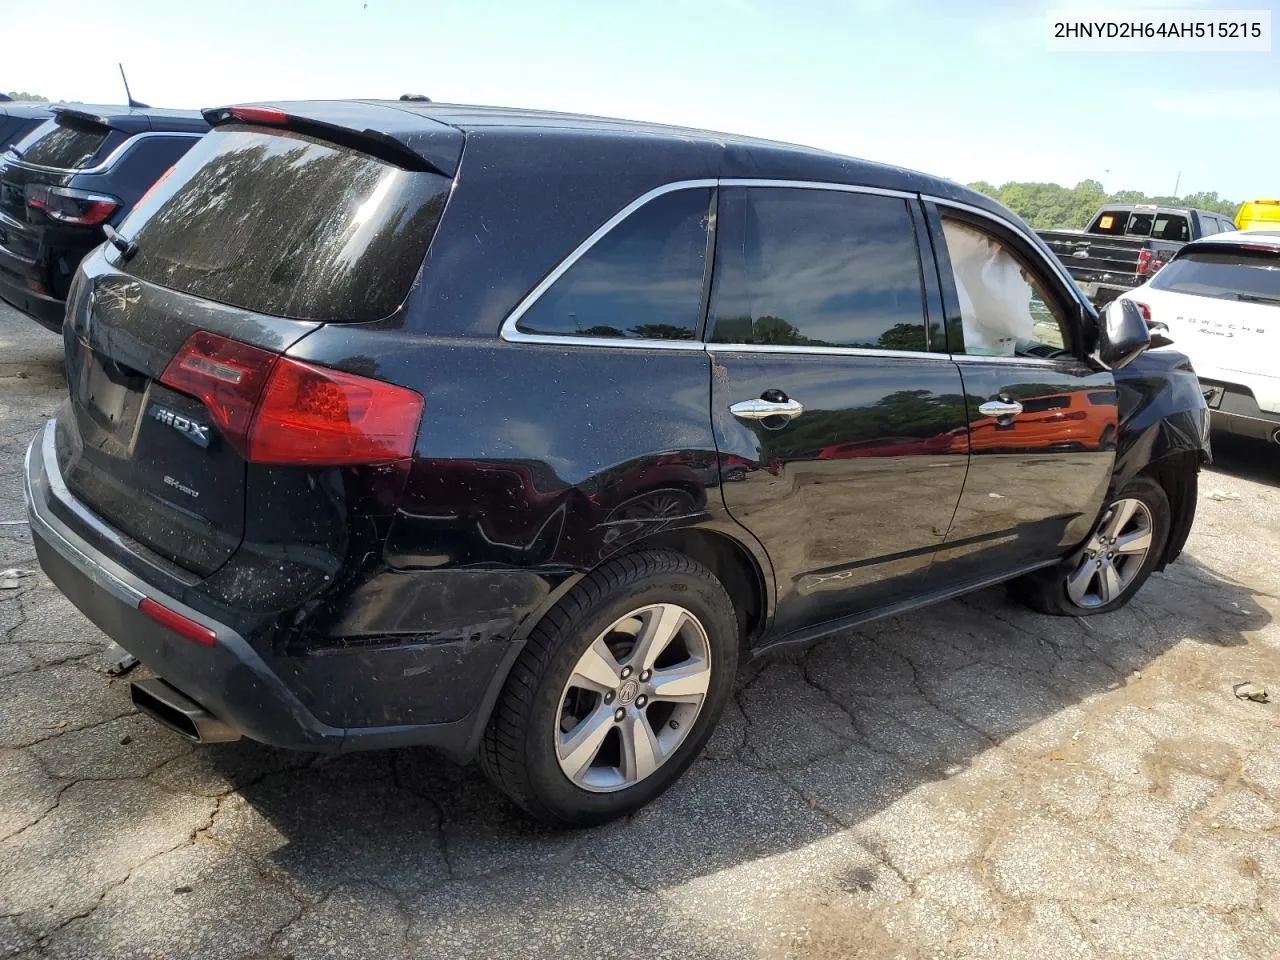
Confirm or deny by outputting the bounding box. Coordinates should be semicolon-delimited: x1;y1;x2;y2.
202;101;462;176
50;105;116;129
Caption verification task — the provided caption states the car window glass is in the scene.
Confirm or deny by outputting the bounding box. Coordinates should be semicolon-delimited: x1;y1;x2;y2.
940;217;1071;358
1199;218;1219;237
15;118;111;169
516;187;712;341
1152;214;1190;242
1090;210;1128;235
1125;213;1155;236
707;187;926;350
1150;250;1280;303
119;126;453;323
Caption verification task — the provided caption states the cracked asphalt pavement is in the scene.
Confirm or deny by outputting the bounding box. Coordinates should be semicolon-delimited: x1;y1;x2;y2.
2;300;1279;959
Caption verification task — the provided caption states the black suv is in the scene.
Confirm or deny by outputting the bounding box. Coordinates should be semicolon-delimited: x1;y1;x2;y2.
24;101;1209;825
0;101;52;153
0;104;208;331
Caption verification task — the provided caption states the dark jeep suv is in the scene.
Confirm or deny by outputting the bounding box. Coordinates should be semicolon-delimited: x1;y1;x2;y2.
0;101;53;153
0;104;208;330
24;101;1209;825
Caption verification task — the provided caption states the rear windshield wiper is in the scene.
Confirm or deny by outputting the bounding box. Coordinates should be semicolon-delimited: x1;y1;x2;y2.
1234;292;1280;306
102;224;138;262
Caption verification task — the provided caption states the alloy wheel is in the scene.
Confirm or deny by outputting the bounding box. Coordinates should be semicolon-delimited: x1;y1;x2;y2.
1065;497;1154;608
555;603;712;792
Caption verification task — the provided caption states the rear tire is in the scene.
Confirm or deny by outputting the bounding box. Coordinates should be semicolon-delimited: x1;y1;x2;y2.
1011;475;1171;617
480;549;738;827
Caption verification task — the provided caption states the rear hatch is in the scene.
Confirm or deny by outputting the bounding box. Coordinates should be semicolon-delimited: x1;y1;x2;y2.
1040;208;1189;287
1040;229;1148;283
0;108;139;297
1142;239;1280;385
56;108;460;578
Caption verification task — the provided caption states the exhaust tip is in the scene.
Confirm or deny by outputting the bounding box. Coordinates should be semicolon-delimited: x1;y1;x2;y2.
1271;427;1280;446
131;679;240;744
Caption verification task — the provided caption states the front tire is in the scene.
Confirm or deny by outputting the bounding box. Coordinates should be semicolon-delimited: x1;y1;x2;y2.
1011;475;1171;616
480;549;739;826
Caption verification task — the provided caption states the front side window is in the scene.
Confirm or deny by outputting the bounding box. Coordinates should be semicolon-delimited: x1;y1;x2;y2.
515;187;713;341
940;217;1072;359
708;187;927;350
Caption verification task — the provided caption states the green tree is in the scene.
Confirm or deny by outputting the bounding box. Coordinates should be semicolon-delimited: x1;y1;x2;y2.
966;179;1241;229
4;92;48;102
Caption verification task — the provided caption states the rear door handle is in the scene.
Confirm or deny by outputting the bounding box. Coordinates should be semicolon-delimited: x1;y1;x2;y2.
730;398;805;421
978;400;1023;418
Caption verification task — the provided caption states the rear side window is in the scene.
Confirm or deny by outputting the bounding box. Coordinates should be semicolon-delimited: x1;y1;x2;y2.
1151;214;1189;242
117;125;452;323
1151;249;1280;304
514;187;713;341
1199;217;1219;237
708;187;927;350
14;117;111;169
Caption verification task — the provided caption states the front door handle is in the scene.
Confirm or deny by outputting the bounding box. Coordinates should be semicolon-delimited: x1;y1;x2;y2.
730;397;805;421
978;400;1024;419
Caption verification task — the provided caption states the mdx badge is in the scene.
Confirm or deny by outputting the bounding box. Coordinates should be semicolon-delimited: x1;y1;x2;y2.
149;404;212;448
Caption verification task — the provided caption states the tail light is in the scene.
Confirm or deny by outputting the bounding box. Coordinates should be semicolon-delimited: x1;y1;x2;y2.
25;184;119;225
1134;301;1152;321
1135;249;1152;275
160;331;423;466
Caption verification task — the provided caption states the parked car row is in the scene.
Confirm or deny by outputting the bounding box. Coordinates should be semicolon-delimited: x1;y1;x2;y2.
1118;230;1280;446
0;103;208;328
1037;203;1236;307
17;97;1210;824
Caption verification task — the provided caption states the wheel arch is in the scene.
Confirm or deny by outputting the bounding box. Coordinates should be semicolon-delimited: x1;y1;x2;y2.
623;525;772;651
1138;449;1200;570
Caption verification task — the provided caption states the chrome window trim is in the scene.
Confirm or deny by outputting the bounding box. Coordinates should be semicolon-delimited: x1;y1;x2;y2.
500;178;717;347
707;343;951;362
951;353;1063;367
4;132;204;176
720;178;916;200
501;177;923;350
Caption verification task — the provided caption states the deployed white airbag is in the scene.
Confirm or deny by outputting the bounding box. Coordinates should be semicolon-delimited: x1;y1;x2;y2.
943;220;1036;356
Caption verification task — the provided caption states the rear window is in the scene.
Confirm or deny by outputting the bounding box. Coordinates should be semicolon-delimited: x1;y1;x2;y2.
1150;249;1280;304
117;125;452;322
15;117;111;169
1089;210;1131;235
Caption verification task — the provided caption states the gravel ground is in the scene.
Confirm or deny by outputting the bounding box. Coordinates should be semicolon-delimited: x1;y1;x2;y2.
2;300;1279;959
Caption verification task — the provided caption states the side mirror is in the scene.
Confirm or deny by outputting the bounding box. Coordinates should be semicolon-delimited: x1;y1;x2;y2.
1096;300;1151;369
1147;320;1175;349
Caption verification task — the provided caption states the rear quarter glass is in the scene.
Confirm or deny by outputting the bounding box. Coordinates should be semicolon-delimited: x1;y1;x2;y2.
13;117;112;168
115;125;452;323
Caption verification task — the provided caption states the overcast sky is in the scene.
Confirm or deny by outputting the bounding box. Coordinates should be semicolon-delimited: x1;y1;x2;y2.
4;0;1276;199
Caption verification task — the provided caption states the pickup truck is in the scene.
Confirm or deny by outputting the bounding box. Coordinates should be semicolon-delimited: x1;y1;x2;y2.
1038;204;1237;306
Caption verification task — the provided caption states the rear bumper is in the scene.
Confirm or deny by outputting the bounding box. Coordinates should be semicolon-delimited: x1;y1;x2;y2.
24;422;514;759
1200;379;1280;443
0;254;65;332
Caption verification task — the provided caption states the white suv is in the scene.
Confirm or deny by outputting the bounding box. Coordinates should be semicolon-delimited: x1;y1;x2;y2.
1119;231;1280;445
